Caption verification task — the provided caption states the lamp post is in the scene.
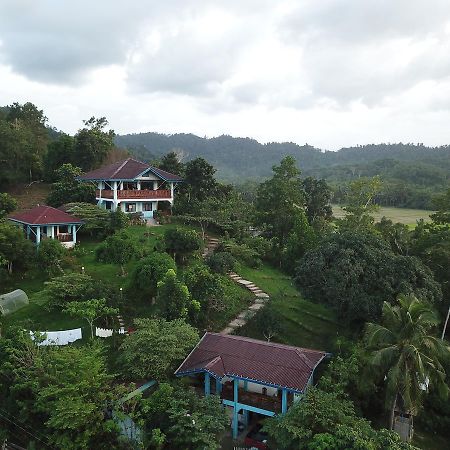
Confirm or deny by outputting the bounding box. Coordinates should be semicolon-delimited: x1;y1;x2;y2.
81;266;85;274
119;287;123;301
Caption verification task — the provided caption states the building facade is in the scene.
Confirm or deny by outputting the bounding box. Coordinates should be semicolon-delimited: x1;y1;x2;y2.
8;205;83;248
175;332;328;439
78;158;183;219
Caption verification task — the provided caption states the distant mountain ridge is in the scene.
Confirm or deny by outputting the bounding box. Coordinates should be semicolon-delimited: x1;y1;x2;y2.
115;132;450;182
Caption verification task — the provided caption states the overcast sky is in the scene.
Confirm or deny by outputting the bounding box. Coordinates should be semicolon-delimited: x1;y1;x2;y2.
1;0;450;150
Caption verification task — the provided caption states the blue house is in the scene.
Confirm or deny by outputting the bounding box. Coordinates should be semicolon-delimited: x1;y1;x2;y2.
175;332;328;439
78;158;183;220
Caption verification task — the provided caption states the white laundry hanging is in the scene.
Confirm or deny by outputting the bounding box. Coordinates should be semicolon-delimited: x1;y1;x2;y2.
30;328;82;346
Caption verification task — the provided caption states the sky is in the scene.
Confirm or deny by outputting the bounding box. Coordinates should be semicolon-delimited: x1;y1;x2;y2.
1;0;450;150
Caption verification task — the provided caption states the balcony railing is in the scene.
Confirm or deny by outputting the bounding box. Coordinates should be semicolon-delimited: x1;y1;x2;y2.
220;384;282;413
96;189;171;200
57;233;74;242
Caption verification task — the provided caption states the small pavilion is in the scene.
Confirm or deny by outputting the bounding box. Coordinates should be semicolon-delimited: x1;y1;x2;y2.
8;205;83;248
175;332;328;439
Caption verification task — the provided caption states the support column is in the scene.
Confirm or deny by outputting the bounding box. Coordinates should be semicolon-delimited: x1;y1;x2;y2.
215;378;222;394
72;225;77;244
170;182;174;199
232;378;239;439
137;181;141;190
153;181;158;190
36;226;41;245
281;389;288;414
26;225;30;240
204;372;210;397
50;225;55;239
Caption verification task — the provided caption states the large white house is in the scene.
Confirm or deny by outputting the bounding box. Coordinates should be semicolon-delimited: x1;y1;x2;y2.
78;158;183;219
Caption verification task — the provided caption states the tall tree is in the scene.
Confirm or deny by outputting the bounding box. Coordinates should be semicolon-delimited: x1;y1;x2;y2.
74;117;115;171
255;156;304;248
364;295;449;429
302;176;333;225
6;102;49;181
338;176;382;231
159;151;184;175
46;163;95;207
44;134;76;181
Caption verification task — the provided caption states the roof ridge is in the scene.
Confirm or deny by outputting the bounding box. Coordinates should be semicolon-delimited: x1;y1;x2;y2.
34;205;54;224
206;332;322;354
111;159;132;178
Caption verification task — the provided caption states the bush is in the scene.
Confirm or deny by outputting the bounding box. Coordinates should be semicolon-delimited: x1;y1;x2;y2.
0;193;17;218
37;239;66;275
43;273;110;310
220;239;261;268
127;252;176;301
164;227;202;263
206;252;236;274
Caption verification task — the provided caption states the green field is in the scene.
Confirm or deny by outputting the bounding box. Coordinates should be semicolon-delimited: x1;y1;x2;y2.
332;205;433;225
234;262;344;351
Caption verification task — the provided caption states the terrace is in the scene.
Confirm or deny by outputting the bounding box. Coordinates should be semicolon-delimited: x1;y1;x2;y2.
95;189;171;199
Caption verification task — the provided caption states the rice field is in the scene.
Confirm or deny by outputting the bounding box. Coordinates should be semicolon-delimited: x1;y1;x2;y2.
332;205;433;226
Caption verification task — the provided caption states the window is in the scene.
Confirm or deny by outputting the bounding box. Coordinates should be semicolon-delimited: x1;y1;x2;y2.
143;203;153;211
126;203;136;212
58;225;69;233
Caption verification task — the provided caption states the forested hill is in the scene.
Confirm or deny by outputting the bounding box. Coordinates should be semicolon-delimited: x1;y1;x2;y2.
116;132;450;182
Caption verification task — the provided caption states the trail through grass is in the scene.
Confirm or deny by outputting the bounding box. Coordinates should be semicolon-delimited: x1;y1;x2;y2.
235;263;344;351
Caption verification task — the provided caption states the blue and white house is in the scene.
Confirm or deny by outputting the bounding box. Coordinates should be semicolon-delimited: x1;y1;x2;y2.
79;158;183;219
175;332;328;439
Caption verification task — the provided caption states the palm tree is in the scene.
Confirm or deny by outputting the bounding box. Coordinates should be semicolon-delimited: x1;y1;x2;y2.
364;294;449;430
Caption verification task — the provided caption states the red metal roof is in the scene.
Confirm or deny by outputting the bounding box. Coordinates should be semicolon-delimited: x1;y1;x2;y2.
78;158;183;182
8;205;83;225
175;333;327;392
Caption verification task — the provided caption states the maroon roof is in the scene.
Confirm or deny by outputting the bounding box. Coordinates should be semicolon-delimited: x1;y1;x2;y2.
8;205;83;225
78;158;183;182
175;333;327;392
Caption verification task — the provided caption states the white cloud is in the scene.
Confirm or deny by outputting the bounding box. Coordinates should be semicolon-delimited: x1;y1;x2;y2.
1;0;450;149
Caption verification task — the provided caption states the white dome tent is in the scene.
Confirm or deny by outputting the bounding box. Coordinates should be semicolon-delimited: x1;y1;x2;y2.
0;289;29;316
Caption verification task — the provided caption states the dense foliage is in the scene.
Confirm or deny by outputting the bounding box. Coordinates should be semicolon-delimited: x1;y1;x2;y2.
117;132;450;208
296;231;442;323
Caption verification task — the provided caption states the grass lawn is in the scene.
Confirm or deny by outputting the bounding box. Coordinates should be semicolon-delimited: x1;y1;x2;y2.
413;427;450;450
234;262;344;351
2;224;186;331
332;205;433;226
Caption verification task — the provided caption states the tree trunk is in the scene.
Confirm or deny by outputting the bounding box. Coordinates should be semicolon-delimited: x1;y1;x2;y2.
89;321;94;339
389;394;398;430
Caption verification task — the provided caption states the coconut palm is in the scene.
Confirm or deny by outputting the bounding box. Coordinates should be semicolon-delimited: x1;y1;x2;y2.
364;294;449;430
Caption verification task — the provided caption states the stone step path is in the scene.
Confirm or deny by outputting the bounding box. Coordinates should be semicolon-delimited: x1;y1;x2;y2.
117;314;129;335
221;271;270;335
202;236;220;258
200;234;270;335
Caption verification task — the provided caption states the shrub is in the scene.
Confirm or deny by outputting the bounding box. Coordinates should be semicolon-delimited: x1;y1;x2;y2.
43;273;110;310
206;252;236;274
164;227;202;263
37;239;66;275
127;252;176;301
